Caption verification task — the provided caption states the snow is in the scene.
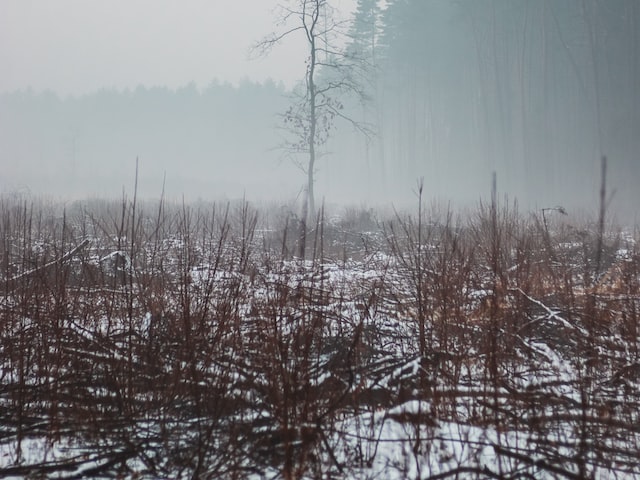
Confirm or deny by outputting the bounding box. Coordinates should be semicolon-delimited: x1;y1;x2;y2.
1;205;639;478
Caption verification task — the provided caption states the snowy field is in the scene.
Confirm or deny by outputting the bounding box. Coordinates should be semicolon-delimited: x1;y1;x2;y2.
1;196;639;479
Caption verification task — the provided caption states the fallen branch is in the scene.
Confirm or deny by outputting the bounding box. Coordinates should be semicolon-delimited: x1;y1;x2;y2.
5;238;91;287
510;287;588;337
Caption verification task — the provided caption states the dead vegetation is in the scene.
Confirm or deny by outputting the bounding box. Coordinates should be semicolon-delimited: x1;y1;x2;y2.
0;193;639;479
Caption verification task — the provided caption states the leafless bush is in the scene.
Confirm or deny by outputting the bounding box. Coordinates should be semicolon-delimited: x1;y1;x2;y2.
1;193;639;478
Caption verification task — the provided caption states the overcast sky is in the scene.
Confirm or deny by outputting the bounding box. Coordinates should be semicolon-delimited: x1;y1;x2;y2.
0;0;356;96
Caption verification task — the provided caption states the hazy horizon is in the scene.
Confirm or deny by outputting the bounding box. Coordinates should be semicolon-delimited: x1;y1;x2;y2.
0;0;356;96
1;1;638;223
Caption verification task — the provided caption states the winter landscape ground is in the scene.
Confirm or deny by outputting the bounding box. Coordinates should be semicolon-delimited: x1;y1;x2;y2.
1;192;639;479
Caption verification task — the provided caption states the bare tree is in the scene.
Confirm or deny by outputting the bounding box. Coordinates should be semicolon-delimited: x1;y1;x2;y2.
255;0;371;257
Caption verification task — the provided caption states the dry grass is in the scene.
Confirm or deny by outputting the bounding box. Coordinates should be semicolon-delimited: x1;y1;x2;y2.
0;193;639;478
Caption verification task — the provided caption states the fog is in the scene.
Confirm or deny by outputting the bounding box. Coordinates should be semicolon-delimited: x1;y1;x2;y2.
1;0;638;220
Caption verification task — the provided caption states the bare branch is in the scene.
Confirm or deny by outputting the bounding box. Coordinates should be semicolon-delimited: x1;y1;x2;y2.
252;0;375;228
250;25;306;58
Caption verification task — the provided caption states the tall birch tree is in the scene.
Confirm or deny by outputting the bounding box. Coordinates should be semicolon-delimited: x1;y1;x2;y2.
255;0;371;257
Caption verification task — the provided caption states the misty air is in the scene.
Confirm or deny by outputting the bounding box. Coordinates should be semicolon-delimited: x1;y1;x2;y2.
1;1;639;478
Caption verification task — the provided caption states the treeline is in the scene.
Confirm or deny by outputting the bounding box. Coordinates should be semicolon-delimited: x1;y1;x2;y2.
1;1;639;216
342;0;640;215
0;80;291;201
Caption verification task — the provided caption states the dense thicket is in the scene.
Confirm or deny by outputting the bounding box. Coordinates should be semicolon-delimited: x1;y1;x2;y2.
0;195;638;478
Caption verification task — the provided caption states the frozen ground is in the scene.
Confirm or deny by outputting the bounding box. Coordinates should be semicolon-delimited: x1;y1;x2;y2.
1;198;639;478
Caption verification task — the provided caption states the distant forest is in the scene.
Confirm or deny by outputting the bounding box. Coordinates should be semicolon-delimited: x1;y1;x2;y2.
0;81;292;201
1;0;638;217
351;0;640;217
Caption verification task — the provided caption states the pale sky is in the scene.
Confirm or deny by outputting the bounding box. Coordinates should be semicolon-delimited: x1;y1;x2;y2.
0;0;356;96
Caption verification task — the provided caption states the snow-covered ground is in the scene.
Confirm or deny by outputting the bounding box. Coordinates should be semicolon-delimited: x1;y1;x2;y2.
1;199;639;478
